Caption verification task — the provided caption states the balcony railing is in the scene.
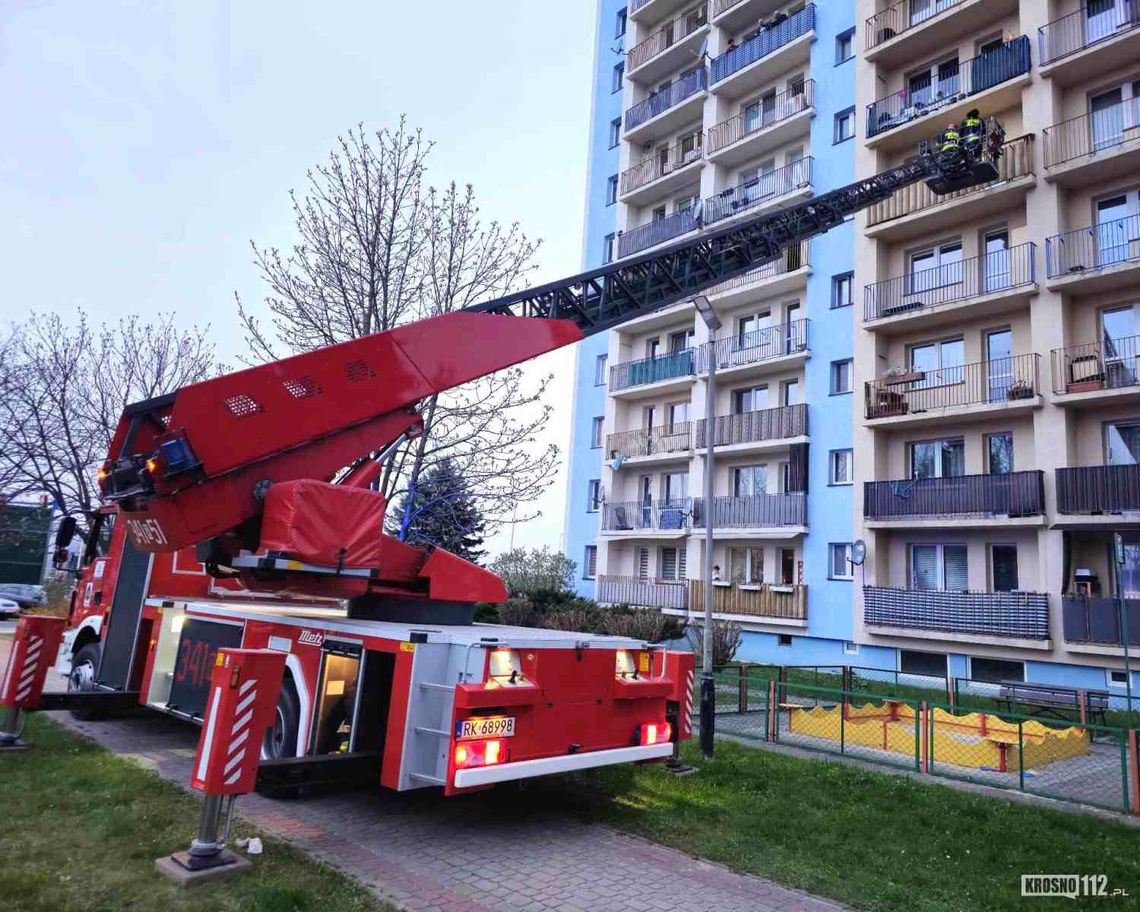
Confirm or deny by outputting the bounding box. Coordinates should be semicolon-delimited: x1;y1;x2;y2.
624;66;707;132
864;586;1050;639
630;0;653;13
605;422;692;458
695;403;807;448
867;134;1033;228
1039;3;1140;67
703;242;808;295
609;348;695;391
711;0;745;16
707;81;813;153
865;0;968;51
692;493;806;528
602;499;691;532
697;318;810;373
1044;98;1140;169
1052;334;1140;396
863;471;1045;520
1063;596;1140;646
627;3;708;71
865;353;1040;420
617;208;700;258
710;5;815;84
690;580;807;620
597;574;690;610
704;157;812;225
1056;464;1140;514
866;36;1031;138
620;135;703;196
863;243;1035;322
1046;214;1140;279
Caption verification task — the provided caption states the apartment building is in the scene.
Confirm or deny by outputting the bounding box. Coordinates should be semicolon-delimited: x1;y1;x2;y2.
566;0;863;664
853;0;1140;695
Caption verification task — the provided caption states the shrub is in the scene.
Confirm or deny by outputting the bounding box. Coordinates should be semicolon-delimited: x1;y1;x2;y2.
488;547;576;598
686;618;743;667
497;596;541;628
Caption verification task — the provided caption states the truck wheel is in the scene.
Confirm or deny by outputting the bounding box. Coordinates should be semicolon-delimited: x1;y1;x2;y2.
263;677;301;761
68;642;103;720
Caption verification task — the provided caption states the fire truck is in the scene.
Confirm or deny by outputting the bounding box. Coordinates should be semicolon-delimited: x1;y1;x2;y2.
38;123;1005;796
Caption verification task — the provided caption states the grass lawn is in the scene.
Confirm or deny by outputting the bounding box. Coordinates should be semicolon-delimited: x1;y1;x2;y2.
0;715;389;912
545;739;1140;912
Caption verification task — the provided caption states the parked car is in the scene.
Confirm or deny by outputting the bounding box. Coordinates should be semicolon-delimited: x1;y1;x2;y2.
0;597;21;619
0;584;46;609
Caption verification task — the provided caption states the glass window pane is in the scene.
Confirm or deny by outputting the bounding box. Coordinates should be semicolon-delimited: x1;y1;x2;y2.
941;440;965;477
991;545;1018;591
912;545;938;590
988;434;1014;474
944;545;968;591
911;442;937;479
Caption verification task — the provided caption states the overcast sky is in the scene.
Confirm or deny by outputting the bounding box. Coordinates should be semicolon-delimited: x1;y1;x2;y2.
1;1;598;557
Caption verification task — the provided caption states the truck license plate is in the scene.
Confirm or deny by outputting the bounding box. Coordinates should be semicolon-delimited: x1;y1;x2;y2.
457;716;515;741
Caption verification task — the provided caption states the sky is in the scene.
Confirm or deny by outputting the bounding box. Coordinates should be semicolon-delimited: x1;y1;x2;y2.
0;0;599;557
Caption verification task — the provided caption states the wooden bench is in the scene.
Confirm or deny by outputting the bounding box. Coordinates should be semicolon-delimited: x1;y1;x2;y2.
996;683;1108;726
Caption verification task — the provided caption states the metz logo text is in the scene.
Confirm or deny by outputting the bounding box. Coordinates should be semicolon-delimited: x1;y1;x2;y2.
1022;875;1128;900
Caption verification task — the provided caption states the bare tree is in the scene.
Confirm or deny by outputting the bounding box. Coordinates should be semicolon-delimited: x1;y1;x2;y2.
0;310;217;537
238;119;558;534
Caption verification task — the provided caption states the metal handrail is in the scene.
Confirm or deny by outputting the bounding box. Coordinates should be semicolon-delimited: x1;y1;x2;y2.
1046;213;1140;278
609;347;696;391
710;5;815;84
617;209;701;259
602;499;692;532
627;2;708;71
695;403;807;447
620;134;704;196
1039;3;1140;66
711;0;745;17
707;80;813;153
597;575;690;610
624;66;708;132
703;156;812;225
692;492;806;528
697;318;810;372
1051;333;1140;394
863;471;1045;519
605;423;693;457
1062;595;1140;646
702;241;809;295
865;353;1040;419
1044;98;1140;168
865;0;968;51
1056;464;1140;514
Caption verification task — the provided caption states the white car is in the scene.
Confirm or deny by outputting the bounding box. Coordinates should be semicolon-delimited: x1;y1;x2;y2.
0;597;20;619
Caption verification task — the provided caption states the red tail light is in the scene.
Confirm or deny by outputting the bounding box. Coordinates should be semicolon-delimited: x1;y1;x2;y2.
639;721;672;746
454;739;506;769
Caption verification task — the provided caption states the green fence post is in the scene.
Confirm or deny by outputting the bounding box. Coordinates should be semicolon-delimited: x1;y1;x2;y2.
1128;730;1140;815
739;664;748;714
1018;720;1025;792
840;691;846;755
916;701;925;773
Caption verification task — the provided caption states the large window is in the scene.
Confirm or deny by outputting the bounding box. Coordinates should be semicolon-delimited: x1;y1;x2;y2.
899;649;948;677
583;545;597;580
909;337;964;387
910;543;967;591
732;385;768;413
662;471;688;503
969;656;1025;684
729;546;763;583
990;544;1018;592
909;437;964;479
733;465;767;496
908;241;963;294
986;432;1014;474
660;546;686;581
829;543;853;580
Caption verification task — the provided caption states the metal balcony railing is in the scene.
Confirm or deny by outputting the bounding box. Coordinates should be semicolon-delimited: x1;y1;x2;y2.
617;208;700;258
864;586;1050;639
1046;213;1140;278
707;81;813;153
863;243;1035;322
630;0;653;13
692;492;806;528
1063;596;1140;646
866;36;1031;138
704;157;812;225
702;241;808;295
867;134;1033;228
1056;464;1140;514
710;5;815;84
865;0;968;51
597;574;690;610
689;580;807;620
1044;98;1140;168
620;135;703;196
711;0;747;17
865;353;1040;420
624;66;708;132
602;499;692;532
1039;3;1140;66
863;471;1045;520
697;318;809;373
605;423;693;458
1052;334;1140;395
627;3;708;71
609;347;695;391
695;403;806;448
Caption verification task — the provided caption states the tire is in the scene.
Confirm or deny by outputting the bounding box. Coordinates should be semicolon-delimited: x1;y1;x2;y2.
68;642;103;720
262;676;301;761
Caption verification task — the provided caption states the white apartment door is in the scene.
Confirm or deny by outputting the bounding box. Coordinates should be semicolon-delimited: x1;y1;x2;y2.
785;302;802;352
982;230;1010;293
986;328;1014;402
638;475;654;528
1095;193;1133;267
1100;305;1139;385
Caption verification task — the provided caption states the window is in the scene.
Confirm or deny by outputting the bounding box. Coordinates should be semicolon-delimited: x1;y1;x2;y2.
968;656;1024;684
1108;669;1138;690
909;337;965;387
907;56;959;109
908;241;963;294
669;328;695;351
829;543;853;580
603;231;615;265
590;416;604;448
986;432;1014;474
615;7;626;38
778;634;793;647
606;174;619;205
583;545;597;579
830;359;853;394
586;479;601;513
843;641;860;656
660;546;687;581
990;544;1018;592
832;271;854;309
829;449;853;485
635;546;650;580
910;543;967;591
733;385;768;414
835;28;855;64
782;379;799;406
733;465;767;496
662;471;688;502
666;401;689;429
900;649;948;677
729;546;763;583
608;117;622;149
612;63;624;93
595;353;608;386
834;107;855;143
910;437;964;479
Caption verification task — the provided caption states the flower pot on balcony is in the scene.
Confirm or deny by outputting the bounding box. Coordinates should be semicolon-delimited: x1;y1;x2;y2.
1006;382;1034;400
1066;379;1105;393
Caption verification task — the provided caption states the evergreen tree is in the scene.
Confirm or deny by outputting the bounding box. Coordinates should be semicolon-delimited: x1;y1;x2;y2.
395;458;486;563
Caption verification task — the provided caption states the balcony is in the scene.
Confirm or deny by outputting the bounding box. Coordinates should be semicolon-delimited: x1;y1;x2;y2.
692;493;806;531
702;242;809;305
619;135;703;206
865;36;1031;151
623;66;707;140
865;135;1035;241
617;208;699;259
695;403;807;450
597;574;689;610
697;318;810;378
601;499;691;535
707;81;813;167
863;471;1045;527
1043;99;1140;187
864;353;1042;429
609;347;695;396
1045;213;1140;294
862;243;1036;333
1063;596;1140;648
1051;335;1140;406
864;586;1050;641
703;156;813;226
1039;4;1140;84
865;0;1018;68
626;3;709;84
1056;465;1140;518
605;423;692;461
709;5;814;99
689;579;807;624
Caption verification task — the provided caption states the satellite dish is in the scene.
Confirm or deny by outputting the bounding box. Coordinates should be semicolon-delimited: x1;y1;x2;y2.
610;454;626;472
851;540;867;566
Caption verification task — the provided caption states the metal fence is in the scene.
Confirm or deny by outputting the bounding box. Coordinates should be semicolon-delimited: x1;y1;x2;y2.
698;318;810;373
1046;213;1140;278
601;499;691;532
865;353;1040;419
1039;3;1140;66
1057;464;1140;514
605;423;692;458
596;575;689;610
707;81;813;153
865;0;967;51
1063;596;1140;647
627;2;708;72
691;492;806;528
863;586;1050;639
703;157;812;225
695;403;806;448
863;470;1045;520
710;5;815;84
618;208;700;258
609;348;694;392
1044;98;1140;169
703;242;808;295
867;36;1030;138
624;66;708;133
620;135;703;196
1052;333;1140;395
